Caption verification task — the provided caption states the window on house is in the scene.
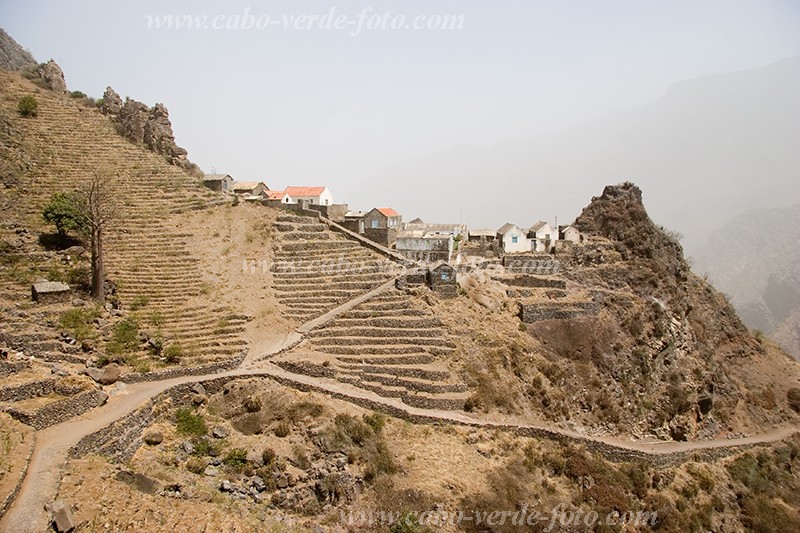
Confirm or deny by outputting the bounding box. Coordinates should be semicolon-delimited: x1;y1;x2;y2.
511;236;518;243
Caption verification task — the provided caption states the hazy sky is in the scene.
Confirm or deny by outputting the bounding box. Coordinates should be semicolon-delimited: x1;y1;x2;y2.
2;0;800;214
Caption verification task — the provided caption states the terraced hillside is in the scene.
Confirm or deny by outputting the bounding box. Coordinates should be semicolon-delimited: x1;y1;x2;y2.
271;214;398;322
276;290;469;410
0;71;246;367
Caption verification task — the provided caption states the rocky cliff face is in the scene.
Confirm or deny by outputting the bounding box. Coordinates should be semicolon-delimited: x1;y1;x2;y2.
99;87;201;177
0;29;67;93
0;28;36;71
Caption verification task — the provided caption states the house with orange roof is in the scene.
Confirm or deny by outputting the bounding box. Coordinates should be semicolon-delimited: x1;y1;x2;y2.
364;207;402;230
265;190;293;204
283;186;333;206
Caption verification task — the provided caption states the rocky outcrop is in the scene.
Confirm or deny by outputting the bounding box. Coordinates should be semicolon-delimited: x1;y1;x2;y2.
0;29;67;92
98;86;122;115
33;60;67;92
99;90;202;177
0;28;36;71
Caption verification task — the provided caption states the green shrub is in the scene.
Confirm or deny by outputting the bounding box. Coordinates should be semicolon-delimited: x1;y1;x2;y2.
364;412;387;434
17;95;39;117
43;192;86;236
129;295;150;311
223;448;248;469
191;437;219;457
389;512;422;533
163;343;183;364
175;408;207;436
107;318;139;355
69;90;87;99
59;307;99;341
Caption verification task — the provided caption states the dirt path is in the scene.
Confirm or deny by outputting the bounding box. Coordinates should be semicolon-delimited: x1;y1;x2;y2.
3;280;800;532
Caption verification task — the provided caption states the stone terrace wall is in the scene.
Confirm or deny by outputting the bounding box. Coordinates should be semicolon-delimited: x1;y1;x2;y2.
120;351;246;384
518;301;600;323
68;372;793;469
504;275;566;289
69;376;237;463
0;430;35;518
0;379;56;402
4;389;108;430
0;361;30;378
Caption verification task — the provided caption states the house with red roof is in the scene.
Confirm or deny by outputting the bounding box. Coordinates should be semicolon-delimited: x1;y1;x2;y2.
364;207;402;230
265;190;293;204
283;186;333;206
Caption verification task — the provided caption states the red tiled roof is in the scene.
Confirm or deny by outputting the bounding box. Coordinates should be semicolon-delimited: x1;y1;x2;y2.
266;190;286;200
284;186;326;197
376;207;399;217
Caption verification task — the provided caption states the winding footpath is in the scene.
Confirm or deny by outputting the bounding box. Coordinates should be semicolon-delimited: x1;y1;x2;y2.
2;282;799;533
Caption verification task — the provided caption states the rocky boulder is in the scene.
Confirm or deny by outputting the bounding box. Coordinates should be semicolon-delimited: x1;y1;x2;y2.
85;363;121;385
34;59;67;93
46;500;76;532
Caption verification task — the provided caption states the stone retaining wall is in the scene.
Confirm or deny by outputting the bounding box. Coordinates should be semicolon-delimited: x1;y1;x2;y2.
0;379;56;402
518;302;600;323
121;351;246;384
4;389;108;430
503;275;566;289
0;431;35;518
0;361;29;378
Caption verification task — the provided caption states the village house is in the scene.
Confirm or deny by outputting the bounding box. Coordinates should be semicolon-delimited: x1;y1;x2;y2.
467;229;496;243
559;225;583;243
232;181;269;196
202;173;234;193
284;186;334;206
265;190;293;204
426;263;458;298
496;223;530;254
342;211;366;233
396;229;454;263
364;207;401;229
528;221;555;253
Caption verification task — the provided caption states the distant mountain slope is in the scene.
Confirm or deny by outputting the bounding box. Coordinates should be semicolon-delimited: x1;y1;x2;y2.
362;57;800;250
694;204;800;359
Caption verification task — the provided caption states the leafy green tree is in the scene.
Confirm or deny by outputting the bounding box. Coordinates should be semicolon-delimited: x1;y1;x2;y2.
42;192;86;236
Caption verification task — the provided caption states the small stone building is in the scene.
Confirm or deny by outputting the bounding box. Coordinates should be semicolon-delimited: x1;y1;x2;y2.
232;181;269;196
427;263;458;298
203;173;234;193
31;280;71;304
364;208;401;230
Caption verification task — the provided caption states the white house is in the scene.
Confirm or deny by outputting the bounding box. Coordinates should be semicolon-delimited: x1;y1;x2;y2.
496;223;530;253
266;190;293;204
559;225;583;244
528;221;555;252
284;186;334;206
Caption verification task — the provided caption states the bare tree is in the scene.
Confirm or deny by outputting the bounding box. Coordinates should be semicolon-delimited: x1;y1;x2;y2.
75;171;119;301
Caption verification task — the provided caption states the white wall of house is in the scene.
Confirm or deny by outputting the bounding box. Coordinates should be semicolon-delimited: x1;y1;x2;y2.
531;222;555;252
561;226;582;243
500;226;530;253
